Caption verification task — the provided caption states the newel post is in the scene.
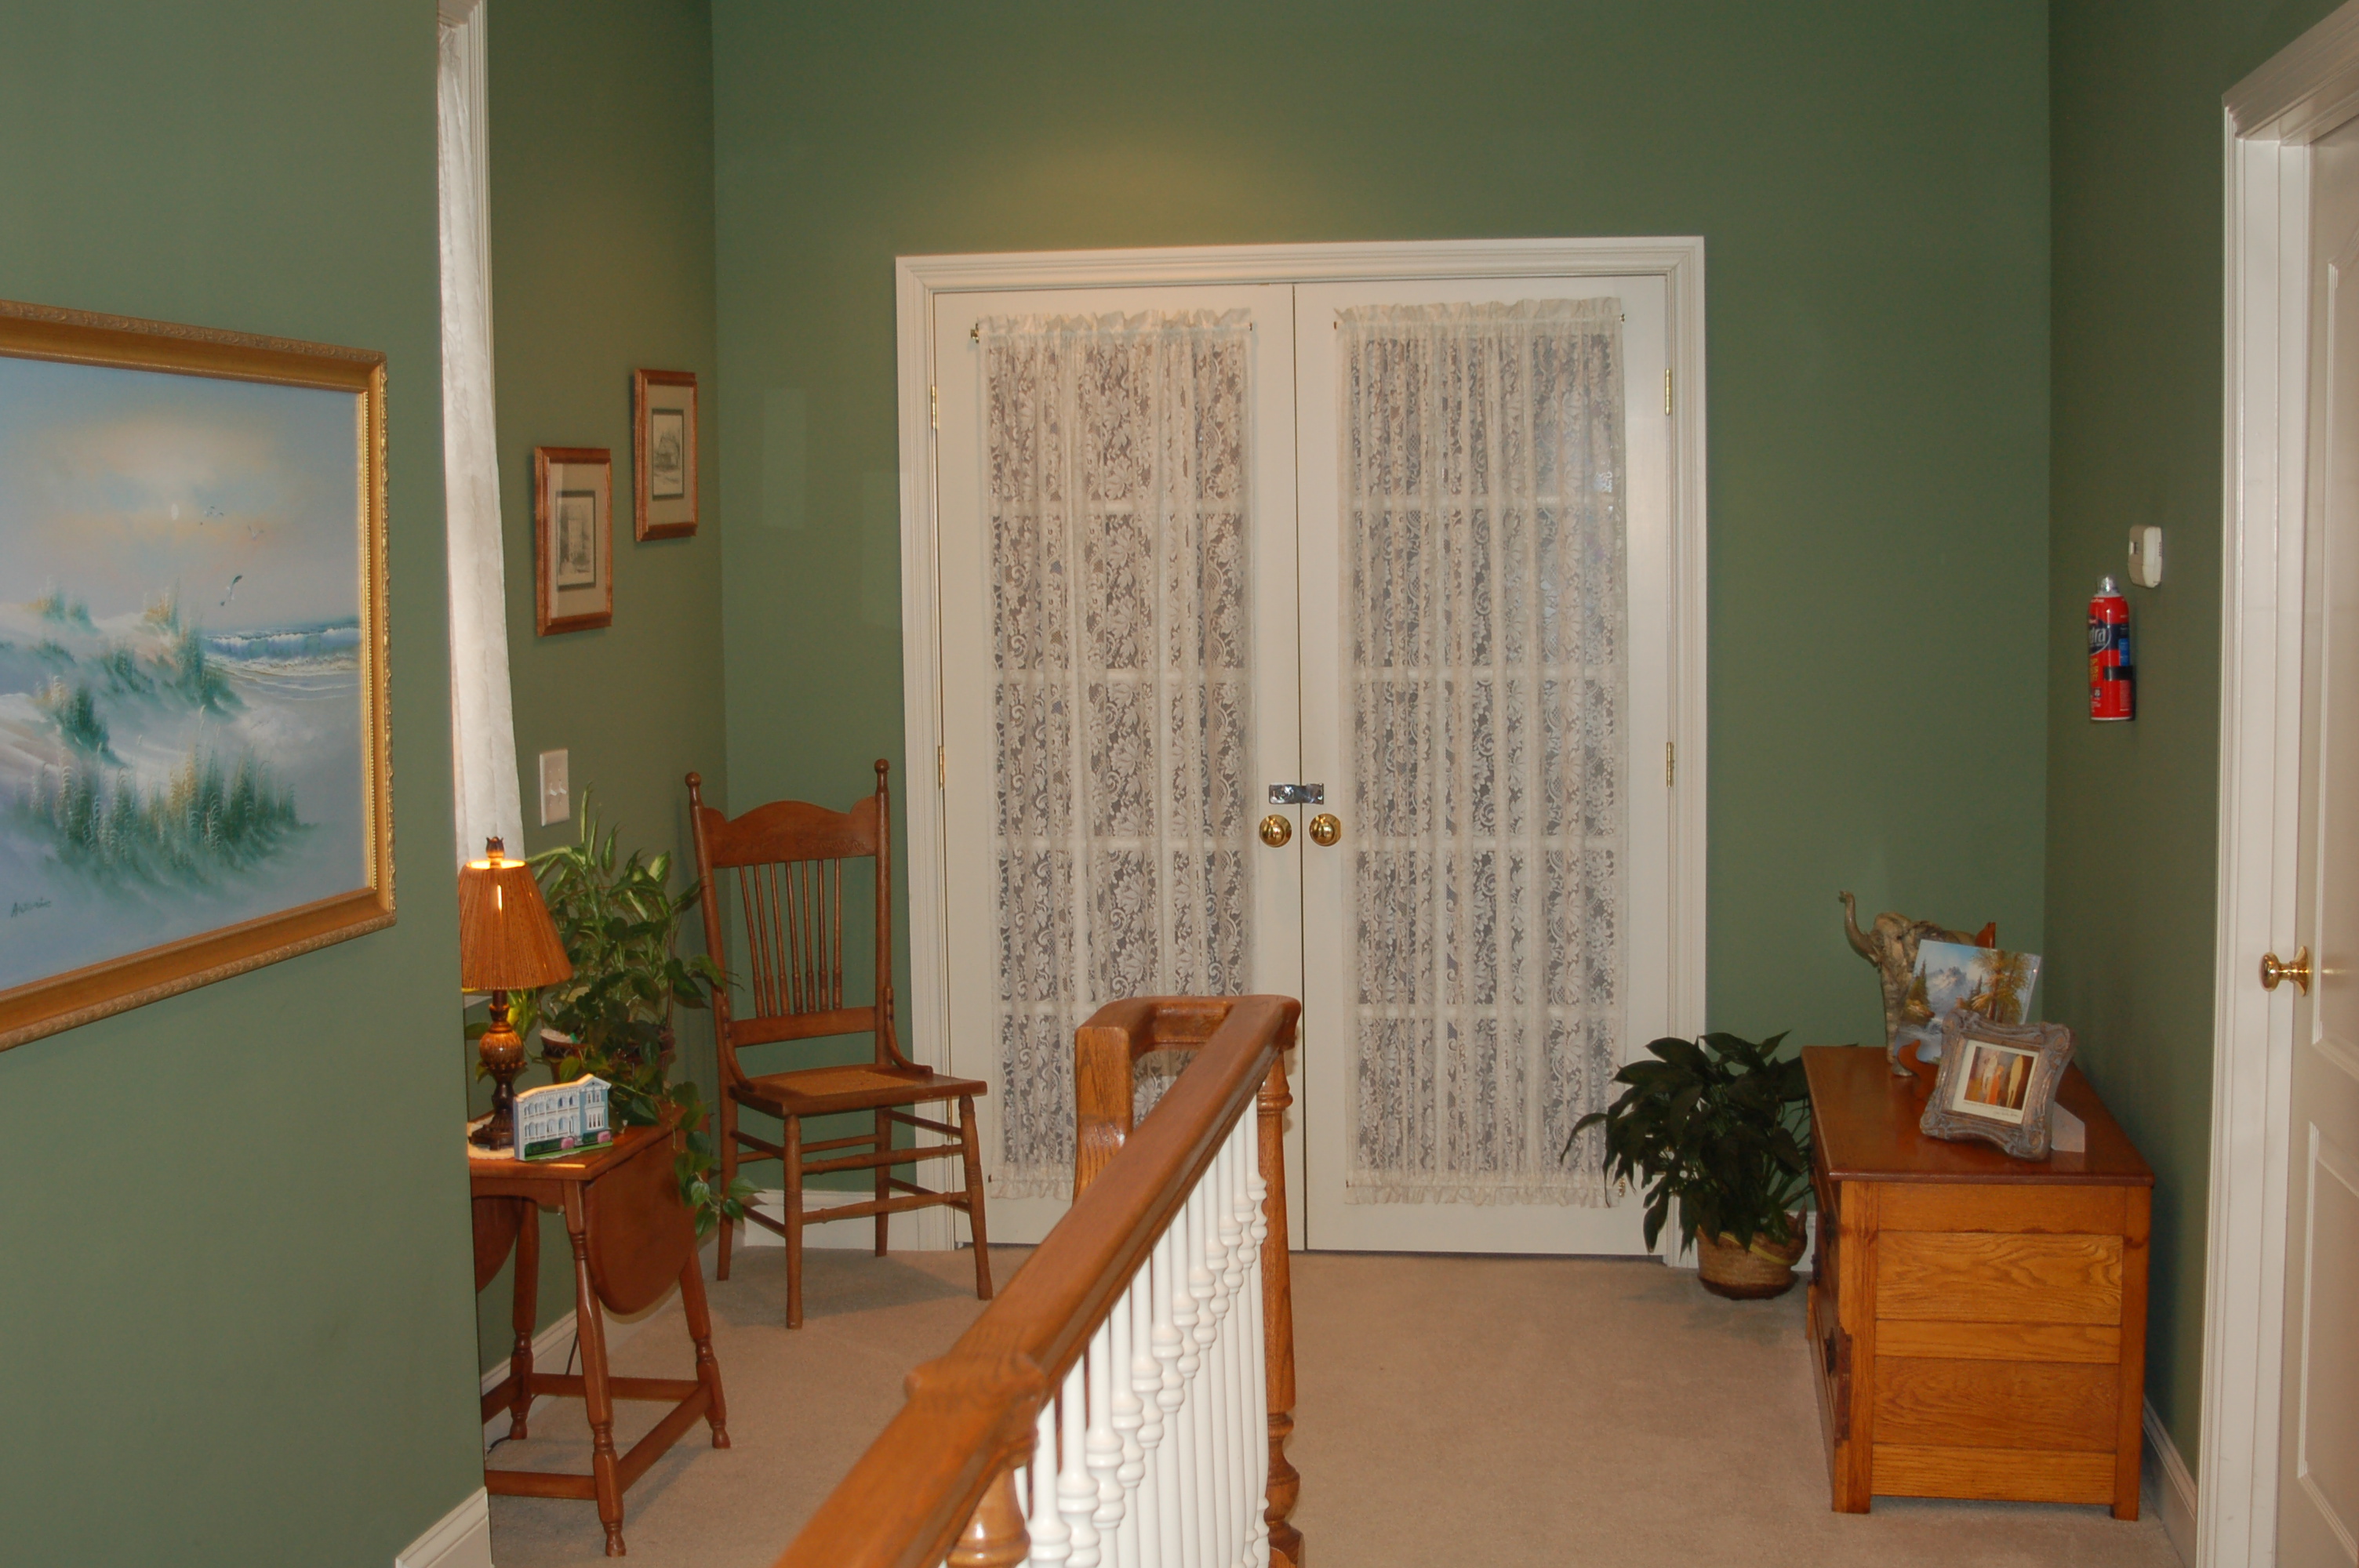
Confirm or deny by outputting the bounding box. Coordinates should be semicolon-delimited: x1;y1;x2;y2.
1259;1045;1303;1568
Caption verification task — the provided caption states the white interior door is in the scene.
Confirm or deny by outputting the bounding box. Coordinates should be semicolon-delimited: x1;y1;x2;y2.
2280;116;2359;1566
1292;276;1670;1254
933;285;1303;1244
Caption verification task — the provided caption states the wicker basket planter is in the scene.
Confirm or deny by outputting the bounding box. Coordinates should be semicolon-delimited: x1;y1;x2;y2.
1692;1214;1807;1300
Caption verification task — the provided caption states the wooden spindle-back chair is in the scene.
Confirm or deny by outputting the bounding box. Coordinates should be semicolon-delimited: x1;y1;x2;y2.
685;761;992;1327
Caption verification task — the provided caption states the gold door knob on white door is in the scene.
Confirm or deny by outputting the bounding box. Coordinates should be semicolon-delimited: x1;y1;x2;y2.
1307;813;1342;847
2261;946;2313;994
1259;814;1293;848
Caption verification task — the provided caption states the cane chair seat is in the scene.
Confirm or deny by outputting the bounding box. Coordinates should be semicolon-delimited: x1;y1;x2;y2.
737;1065;990;1118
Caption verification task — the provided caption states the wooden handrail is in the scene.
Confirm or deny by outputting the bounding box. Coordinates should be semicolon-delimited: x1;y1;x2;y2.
774;995;1303;1568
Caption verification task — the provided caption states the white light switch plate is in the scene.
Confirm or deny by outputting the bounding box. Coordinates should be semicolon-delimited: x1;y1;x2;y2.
538;749;569;827
2128;525;2165;588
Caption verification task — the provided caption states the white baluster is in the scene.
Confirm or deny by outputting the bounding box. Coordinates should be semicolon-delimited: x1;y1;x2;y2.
1111;1274;1147;1568
1225;1132;1256;1566
1030;1397;1070;1567
1190;1166;1221;1567
1150;1225;1187;1567
1242;1121;1274;1567
1057;1358;1100;1567
1203;1139;1235;1568
1180;1181;1212;1566
1085;1316;1125;1559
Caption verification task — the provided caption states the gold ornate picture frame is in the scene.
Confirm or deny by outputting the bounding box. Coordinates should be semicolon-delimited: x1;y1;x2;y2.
1919;1014;2076;1160
0;298;394;1051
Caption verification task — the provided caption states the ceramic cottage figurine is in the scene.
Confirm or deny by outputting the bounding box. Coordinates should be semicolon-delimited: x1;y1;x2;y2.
512;1074;614;1160
1837;892;1991;1076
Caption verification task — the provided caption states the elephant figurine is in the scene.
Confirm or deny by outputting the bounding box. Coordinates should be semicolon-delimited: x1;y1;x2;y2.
1838;892;1992;1076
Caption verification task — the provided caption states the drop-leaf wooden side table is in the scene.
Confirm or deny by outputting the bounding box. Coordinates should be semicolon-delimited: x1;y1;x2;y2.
471;1123;729;1555
1803;1045;2153;1517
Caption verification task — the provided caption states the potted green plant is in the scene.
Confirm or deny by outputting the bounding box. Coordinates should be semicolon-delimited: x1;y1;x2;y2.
1571;1031;1814;1299
471;796;754;1236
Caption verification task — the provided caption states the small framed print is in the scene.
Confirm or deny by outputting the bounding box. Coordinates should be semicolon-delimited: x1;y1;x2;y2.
534;446;612;635
631;368;697;541
1920;1014;2077;1160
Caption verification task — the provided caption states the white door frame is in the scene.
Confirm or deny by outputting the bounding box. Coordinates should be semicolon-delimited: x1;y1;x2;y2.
2211;8;2359;1562
892;238;1708;1253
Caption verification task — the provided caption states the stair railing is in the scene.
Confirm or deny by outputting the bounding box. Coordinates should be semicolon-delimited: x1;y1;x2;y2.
774;994;1303;1568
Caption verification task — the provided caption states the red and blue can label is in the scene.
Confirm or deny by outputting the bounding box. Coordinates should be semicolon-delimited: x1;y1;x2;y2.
2089;578;2133;721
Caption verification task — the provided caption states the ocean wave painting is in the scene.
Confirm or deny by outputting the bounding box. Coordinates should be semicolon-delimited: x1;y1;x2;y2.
0;346;375;1000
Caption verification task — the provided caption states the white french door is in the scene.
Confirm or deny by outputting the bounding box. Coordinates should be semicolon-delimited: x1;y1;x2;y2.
933;284;1304;1245
1295;276;1669;1253
912;244;1702;1255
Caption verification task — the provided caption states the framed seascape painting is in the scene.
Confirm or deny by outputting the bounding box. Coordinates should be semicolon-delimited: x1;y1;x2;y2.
534;445;612;634
631;368;696;541
0;299;393;1051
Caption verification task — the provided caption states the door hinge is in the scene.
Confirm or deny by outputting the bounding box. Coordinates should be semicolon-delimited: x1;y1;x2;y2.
937;745;946;789
929;384;938;430
1666;742;1675;787
1664;368;1673;416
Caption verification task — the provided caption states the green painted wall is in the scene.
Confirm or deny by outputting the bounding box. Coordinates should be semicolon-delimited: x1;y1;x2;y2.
710;2;2052;1062
2047;0;2343;1461
0;5;482;1563
476;0;727;1370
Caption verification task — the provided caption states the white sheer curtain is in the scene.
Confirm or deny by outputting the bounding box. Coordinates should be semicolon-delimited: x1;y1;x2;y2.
981;311;1256;1197
1340;300;1627;1207
438;0;522;864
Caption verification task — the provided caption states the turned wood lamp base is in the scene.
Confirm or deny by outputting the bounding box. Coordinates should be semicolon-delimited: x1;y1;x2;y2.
470;1001;528;1150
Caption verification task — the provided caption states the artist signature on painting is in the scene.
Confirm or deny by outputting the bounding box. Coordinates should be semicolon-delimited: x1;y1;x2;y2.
9;898;51;917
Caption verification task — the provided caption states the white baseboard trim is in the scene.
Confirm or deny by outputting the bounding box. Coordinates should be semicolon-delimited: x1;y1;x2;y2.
2143;1399;2198;1566
395;1486;491;1568
736;1186;958;1250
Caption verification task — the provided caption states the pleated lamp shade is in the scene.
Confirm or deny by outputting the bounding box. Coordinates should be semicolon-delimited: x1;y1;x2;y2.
456;839;573;993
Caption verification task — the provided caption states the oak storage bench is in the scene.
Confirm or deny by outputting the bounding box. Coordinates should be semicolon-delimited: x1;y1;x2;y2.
1802;1045;2153;1518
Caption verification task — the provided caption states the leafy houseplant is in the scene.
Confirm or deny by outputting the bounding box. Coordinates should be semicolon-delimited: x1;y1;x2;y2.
1572;1032;1814;1299
471;797;754;1236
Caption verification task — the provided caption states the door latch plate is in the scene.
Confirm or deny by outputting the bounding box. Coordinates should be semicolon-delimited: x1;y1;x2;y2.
1267;782;1325;805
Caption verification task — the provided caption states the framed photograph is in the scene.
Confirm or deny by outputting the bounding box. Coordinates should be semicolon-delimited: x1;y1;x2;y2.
1919;1014;2077;1160
631;368;696;541
534;446;612;634
0;297;394;1051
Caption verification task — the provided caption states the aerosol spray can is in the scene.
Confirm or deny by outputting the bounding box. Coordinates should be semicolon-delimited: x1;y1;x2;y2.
2089;575;2133;721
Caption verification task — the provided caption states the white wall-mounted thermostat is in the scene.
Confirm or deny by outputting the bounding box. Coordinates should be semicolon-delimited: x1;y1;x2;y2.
2128;526;2164;589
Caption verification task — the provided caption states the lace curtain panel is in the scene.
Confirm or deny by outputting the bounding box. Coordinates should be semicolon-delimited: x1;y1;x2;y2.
438;9;523;863
983;311;1255;1198
1341;299;1627;1207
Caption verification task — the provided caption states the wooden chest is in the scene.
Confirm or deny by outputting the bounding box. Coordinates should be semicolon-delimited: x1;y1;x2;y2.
1803;1046;2153;1517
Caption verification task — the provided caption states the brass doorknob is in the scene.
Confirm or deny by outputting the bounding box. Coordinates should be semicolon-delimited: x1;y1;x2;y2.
1307;813;1342;847
1259;813;1293;848
2261;946;2313;995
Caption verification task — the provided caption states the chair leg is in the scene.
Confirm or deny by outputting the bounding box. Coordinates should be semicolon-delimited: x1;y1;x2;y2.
874;1107;892;1258
716;1092;738;1282
958;1094;993;1301
783;1113;805;1330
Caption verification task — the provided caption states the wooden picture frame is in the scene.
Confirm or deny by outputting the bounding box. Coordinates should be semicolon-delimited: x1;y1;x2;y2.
534;446;613;634
631;368;697;541
1919;1014;2077;1160
0;297;394;1051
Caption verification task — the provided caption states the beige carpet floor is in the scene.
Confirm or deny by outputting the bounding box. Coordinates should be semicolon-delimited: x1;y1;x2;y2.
484;1247;2185;1567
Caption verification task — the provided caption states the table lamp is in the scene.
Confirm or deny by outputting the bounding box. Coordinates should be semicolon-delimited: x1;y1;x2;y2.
460;837;573;1150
